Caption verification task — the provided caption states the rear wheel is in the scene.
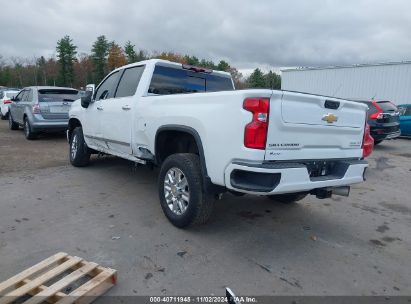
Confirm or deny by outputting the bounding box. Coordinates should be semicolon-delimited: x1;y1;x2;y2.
69;127;90;167
0;109;8;120
158;153;214;228
267;192;308;204
24;118;37;140
8;113;19;130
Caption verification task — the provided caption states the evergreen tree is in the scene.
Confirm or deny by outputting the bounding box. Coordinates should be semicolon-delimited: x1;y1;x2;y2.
91;35;110;84
264;70;281;89
56;35;77;86
247;68;266;88
124;41;138;63
217;60;230;72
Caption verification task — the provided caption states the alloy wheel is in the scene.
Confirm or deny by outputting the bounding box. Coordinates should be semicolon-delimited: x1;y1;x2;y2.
164;167;190;215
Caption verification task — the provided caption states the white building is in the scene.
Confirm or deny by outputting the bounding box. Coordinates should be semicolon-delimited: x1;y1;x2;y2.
281;61;411;105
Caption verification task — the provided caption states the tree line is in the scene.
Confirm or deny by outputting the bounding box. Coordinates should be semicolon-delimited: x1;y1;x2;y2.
0;35;281;90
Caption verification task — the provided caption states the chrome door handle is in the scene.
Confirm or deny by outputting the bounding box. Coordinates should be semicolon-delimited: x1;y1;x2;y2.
97;106;103;111
122;105;131;111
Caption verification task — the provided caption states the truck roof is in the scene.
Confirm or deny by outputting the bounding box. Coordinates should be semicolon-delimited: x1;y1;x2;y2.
114;59;232;78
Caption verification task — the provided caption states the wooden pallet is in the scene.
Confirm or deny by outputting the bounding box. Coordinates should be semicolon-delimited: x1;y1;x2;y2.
0;252;117;304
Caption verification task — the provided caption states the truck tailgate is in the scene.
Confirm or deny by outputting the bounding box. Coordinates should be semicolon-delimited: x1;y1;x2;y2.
265;91;367;161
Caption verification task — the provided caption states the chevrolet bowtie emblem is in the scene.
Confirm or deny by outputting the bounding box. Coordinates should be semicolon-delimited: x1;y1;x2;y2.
322;113;338;123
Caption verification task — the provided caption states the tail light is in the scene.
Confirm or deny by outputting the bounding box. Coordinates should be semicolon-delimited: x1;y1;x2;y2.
362;122;374;158
369;101;383;120
243;98;270;149
32;104;41;114
3;100;12;104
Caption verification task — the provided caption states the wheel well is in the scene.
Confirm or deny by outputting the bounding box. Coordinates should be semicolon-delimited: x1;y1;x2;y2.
155;130;200;165
68;118;82;140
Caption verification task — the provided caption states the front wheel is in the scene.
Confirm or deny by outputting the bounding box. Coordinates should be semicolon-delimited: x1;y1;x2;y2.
69;127;90;167
267;192;308;204
158;153;214;228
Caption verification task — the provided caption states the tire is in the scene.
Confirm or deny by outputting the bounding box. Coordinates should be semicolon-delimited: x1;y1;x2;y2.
374;140;383;145
158;153;214;228
69;127;91;167
23;117;37;140
267;192;308;204
8;113;19;130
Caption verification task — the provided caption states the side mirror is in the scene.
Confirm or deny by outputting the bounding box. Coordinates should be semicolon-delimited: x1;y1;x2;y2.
81;90;93;108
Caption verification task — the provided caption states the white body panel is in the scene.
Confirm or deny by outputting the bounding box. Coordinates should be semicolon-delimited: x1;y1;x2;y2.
70;59;369;194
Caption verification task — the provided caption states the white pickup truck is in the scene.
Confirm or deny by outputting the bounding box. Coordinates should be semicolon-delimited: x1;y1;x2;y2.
68;59;374;228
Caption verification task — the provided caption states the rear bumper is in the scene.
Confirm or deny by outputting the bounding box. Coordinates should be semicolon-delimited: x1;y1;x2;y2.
371;130;401;141
30;114;68;132
224;159;368;195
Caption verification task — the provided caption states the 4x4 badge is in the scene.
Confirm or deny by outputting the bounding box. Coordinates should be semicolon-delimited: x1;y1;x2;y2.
322;113;338;123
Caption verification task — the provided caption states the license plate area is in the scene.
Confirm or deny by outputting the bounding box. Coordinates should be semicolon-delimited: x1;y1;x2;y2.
50;106;70;113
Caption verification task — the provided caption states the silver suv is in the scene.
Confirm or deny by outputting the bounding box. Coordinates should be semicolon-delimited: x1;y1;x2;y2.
8;86;80;139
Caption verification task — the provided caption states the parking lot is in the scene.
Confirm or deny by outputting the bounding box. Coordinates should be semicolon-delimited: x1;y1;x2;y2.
0;119;410;296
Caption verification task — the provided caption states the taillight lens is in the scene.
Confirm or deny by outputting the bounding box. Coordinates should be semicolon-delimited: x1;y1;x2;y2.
243;98;270;149
369;101;383;120
32;104;41;114
3;100;12;104
362;122;374;158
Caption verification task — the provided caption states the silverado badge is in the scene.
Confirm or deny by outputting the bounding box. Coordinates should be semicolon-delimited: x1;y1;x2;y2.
322;113;338;124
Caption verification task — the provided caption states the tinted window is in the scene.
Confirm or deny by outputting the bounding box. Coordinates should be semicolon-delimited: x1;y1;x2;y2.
115;66;145;98
377;101;397;112
38;89;79;102
95;72;120;101
148;65;234;95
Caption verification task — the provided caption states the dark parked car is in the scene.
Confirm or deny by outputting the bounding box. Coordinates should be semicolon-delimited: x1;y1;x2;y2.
352;99;400;145
8;86;80;139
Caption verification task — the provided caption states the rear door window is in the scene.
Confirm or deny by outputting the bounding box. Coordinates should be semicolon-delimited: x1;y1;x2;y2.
148;65;234;95
115;66;145;98
95;72;120;101
38;89;79;102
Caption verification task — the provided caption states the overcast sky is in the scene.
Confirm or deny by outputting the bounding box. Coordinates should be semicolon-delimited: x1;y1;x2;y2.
1;0;411;72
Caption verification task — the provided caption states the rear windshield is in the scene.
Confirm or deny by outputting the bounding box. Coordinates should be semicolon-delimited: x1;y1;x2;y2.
38;89;79;102
377;101;397;112
148;65;234;95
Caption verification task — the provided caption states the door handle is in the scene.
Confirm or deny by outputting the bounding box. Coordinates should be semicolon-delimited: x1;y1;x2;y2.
97;106;103;111
122;105;131;111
